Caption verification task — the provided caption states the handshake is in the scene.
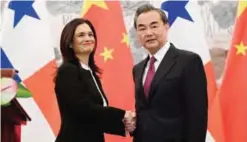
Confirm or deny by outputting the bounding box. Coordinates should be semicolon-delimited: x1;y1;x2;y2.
123;111;136;133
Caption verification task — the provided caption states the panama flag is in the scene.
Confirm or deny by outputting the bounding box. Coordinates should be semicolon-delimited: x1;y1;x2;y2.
151;1;222;142
1;1;59;141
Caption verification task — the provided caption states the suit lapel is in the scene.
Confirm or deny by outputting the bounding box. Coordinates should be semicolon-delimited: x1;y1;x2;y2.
93;74;109;105
78;66;108;106
148;45;177;101
136;56;149;104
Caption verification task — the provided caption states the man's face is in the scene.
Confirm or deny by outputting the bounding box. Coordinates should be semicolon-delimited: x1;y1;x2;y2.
136;10;169;54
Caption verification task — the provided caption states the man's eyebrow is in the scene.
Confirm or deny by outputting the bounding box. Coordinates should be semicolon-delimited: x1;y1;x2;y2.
137;24;146;28
150;21;159;25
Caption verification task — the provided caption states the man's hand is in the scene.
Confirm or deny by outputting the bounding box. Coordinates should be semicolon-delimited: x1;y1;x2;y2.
123;111;136;133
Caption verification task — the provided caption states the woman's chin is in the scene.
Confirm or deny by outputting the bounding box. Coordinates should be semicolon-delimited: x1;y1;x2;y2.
81;47;94;53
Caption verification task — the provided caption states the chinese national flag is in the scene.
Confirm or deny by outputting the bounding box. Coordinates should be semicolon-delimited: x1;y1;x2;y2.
82;1;135;142
218;1;247;142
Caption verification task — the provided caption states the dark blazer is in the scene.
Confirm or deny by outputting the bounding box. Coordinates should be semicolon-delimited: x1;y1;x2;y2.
54;60;125;142
132;43;208;142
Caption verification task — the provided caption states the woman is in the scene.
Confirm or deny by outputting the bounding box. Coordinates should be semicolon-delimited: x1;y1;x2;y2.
54;18;134;142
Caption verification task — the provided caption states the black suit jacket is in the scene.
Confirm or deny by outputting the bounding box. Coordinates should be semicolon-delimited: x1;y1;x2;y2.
54;60;125;142
132;44;208;142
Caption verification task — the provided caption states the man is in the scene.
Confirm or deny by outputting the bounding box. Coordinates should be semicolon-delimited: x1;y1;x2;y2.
130;4;208;142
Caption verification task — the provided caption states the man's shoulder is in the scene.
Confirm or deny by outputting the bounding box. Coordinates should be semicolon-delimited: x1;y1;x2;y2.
171;43;201;61
133;57;147;71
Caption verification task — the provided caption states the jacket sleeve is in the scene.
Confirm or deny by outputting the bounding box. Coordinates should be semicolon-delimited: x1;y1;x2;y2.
55;63;126;136
182;54;208;142
129;66;138;137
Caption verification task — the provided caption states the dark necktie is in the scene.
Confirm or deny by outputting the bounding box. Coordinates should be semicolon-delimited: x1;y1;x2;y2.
144;56;156;97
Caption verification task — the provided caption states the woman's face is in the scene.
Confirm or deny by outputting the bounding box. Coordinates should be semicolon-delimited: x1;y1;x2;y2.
72;23;95;55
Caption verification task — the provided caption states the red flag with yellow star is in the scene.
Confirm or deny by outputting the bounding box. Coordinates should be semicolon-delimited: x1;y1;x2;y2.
218;1;247;142
82;1;135;141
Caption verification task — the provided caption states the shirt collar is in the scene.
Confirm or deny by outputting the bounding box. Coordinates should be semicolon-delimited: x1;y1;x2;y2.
80;62;91;71
148;41;170;62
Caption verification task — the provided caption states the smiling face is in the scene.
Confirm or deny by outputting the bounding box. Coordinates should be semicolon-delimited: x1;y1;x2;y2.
72;23;96;55
136;10;169;55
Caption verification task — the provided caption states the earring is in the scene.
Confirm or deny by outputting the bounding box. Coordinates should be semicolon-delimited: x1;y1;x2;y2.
69;44;72;48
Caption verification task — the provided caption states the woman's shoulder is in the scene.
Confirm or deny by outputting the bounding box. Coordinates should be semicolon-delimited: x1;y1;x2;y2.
58;61;78;73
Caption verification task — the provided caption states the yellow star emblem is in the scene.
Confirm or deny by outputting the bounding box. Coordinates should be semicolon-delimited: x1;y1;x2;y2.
235;42;247;56
237;0;247;17
121;33;129;47
81;0;108;16
100;47;114;62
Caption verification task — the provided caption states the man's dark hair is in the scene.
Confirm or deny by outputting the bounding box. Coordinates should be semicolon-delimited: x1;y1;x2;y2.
134;4;168;29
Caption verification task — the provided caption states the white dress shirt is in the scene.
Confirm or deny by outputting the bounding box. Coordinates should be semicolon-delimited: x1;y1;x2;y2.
142;41;171;85
80;62;107;107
